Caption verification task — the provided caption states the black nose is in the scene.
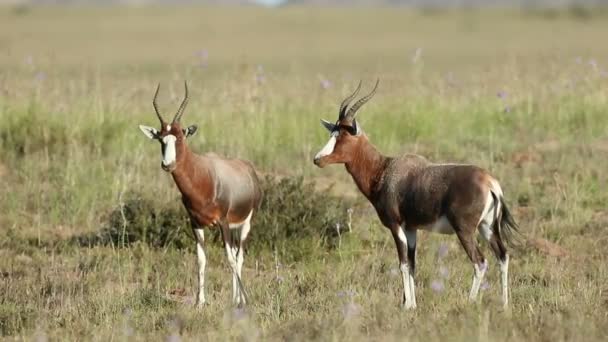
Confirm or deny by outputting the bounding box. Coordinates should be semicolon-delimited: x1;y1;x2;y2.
161;163;176;172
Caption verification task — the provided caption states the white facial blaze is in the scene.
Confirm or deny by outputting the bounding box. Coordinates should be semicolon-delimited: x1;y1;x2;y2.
315;132;338;160
162;135;177;166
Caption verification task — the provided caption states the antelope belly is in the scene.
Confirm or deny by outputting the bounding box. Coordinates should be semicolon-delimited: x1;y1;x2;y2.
418;216;455;235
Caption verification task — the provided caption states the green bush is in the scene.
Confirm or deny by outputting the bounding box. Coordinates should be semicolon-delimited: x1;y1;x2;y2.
87;175;351;261
75;193;192;249
249;176;350;260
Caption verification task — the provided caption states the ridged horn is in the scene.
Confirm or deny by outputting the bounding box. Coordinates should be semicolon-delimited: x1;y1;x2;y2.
344;79;380;120
172;81;189;124
152;83;165;124
338;80;362;120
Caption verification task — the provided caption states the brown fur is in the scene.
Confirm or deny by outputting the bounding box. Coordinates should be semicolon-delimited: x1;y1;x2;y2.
160;122;262;230
315;98;517;307
141;83;262;308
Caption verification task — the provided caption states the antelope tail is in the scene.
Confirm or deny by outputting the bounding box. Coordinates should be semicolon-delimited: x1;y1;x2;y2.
490;190;521;246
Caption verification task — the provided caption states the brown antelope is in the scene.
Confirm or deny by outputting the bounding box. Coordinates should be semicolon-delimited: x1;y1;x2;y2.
138;82;262;308
313;80;518;309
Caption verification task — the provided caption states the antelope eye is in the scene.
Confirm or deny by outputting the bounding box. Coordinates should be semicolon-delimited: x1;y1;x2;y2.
339;125;356;136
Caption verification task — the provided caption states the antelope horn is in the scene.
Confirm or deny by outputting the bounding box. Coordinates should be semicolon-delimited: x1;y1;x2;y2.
345;79;380;120
338;80;362;120
152;83;165;124
172;81;189;124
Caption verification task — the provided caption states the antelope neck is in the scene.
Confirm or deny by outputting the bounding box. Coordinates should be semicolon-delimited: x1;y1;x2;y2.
344;137;389;199
170;145;214;200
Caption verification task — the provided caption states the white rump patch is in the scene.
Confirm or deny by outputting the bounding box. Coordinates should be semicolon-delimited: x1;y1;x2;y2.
161;134;177;166
419;216;454;235
489;178;504;197
478;191;501;241
314;132;338;160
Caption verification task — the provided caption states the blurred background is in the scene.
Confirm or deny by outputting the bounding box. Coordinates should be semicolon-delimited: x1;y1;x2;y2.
1;1;607;340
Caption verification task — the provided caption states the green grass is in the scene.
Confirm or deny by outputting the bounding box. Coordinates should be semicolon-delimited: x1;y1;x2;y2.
1;5;608;341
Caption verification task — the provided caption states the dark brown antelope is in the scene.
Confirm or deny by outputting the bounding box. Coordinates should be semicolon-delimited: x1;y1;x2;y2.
139;82;262;308
313;80;518;309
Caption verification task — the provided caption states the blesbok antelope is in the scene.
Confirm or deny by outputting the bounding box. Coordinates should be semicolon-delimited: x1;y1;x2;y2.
313;80;519;309
138;82;262;308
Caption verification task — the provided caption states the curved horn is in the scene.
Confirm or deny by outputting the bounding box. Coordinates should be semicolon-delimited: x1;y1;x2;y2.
152;83;165;124
345;79;379;120
338;80;362;120
172;81;189;124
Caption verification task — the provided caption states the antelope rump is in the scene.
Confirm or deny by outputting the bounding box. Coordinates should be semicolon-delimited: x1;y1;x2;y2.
138;82;262;308
314;80;519;309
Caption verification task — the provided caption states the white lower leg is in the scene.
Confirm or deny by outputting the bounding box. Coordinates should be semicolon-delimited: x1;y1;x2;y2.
500;254;509;308
225;243;239;304
408;273;417;308
236;246;246;305
194;229;206;308
469;260;487;302
400;263;415;309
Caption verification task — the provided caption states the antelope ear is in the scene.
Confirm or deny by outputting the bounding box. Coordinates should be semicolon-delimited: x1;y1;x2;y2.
321;119;336;132
184;125;198;138
139;125;158;139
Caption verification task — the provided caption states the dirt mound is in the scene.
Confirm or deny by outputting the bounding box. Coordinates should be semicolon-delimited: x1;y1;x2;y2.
526;237;569;258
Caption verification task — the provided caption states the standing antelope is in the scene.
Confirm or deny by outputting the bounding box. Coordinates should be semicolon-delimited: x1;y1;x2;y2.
138;82;262;308
313;80;518;309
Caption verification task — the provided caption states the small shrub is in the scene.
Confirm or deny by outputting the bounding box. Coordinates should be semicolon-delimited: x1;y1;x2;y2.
89;175;351;261
250;175;351;261
75;193;192;249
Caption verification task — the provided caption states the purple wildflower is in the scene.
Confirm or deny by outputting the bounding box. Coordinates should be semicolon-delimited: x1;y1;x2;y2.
166;334;181;342
589;59;598;70
480;281;490;291
34;71;46;82
232;307;248;321
195;49;209;68
430;280;445;293
320;78;332;90
497;91;508;100
337;290;355;298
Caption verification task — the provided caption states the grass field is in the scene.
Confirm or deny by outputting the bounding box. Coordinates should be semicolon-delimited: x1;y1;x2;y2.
1;5;608;340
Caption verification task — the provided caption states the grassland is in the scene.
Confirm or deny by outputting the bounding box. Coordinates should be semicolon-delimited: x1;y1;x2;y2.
1;5;608;341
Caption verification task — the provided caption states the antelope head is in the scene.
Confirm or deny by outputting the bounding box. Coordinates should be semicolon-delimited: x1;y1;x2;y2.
313;79;379;168
139;82;198;172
